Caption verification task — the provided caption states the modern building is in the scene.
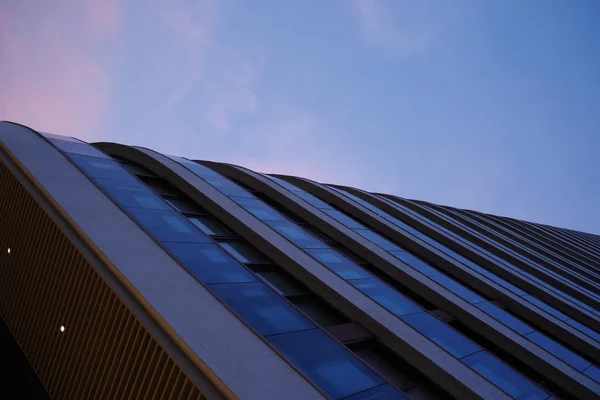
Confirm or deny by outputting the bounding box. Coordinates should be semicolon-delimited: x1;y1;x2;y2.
1;120;600;400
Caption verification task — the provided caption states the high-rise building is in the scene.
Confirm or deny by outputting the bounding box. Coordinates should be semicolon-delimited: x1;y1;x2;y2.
1;121;600;400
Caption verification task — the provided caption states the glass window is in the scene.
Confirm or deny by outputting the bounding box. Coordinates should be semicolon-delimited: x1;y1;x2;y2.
51;139;110;158
268;329;383;399
188;216;231;237
475;302;535;335
585;365;600;382
126;208;211;243
389;250;439;276
484;273;528;297
305;248;371;280
525;331;591;371
354;229;403;252
428;274;485;304
523;296;570;321
294;191;332;210
351;279;422;317
401;313;481;358
322;209;367;229
204;178;256;198
164;242;257;284
344;384;406;399
210;282;314;336
139;176;181;196
231;197;286;222
94;178;170;210
266;175;301;191
218;241;270;264
258;271;308;297
171;157;224;179
565;319;600;342
265;220;328;249
120;161;156;177
67;154;138;183
353;344;413;390
462;351;549;400
164;197;204;214
291;297;349;326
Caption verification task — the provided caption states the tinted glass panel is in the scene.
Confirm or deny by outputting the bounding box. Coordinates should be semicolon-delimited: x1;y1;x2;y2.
523;296;570;321
268;329;382;399
172;158;224;178
204;178;256;198
265;220;328;249
189;216;231;236
565;319;600;342
354;229;403;251
462;351;549;400
344;384;406;400
322;209;367;229
219;241;270;264
305;249;371;280
95;178;170;210
294;191;333;209
585;365;600;382
164;197;204;214
164;242;257;284
52;139;110;158
428;274;485;304
525;331;591;371
475;302;535;335
485;274;528;297
231;197;286;221
401;313;481;358
351;279;422;317
258;271;308;297
266;175;301;191
389;250;439;276
68;154;137;183
210;282;314;336
126;208;211;243
292;298;348;326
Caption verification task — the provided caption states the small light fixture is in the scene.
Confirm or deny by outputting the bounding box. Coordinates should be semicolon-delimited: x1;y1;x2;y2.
7;248;10;254
60;325;65;333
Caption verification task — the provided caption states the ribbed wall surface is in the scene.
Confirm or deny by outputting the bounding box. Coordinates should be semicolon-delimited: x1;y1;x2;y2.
0;161;207;399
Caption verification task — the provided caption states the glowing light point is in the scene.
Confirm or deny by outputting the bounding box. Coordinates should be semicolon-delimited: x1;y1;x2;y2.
60;325;65;333
7;248;10;254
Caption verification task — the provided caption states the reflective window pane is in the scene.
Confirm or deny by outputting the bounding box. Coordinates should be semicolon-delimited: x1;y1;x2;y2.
354;229;403;252
305;248;371;280
265;220;327;249
204;178;256;198
95;178;170;210
344;384;407;400
585;365;600;382
51;139;110;158
428;274;485;304
164;242;257;284
525;331;591;371
564;319;600;342
292;297;348;326
126;208;211;243
322;209;367;229
475;302;535;335
401;313;481;358
389;250;439;276
293;191;332;209
189;216;231;237
210;282;314;336
351;279;422;317
258;271;308;297
462;351;549;400
172;158;224;178
164;197;204;214
232;197;286;221
268;329;383;399
484;274;528;297
266;175;300;191
68;154;138;183
219;241;270;264
523;296;570;321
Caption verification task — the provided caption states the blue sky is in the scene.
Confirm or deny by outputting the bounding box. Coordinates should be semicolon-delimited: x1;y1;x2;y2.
1;1;599;233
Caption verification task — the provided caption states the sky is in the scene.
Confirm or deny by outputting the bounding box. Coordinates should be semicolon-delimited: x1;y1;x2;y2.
1;1;599;234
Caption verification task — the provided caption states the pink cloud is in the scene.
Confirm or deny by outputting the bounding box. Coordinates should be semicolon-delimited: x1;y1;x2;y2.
86;0;122;39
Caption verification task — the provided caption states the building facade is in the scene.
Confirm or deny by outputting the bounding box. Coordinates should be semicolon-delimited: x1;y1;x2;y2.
1;121;599;400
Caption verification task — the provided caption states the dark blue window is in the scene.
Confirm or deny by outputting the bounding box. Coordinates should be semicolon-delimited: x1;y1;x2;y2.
475;302;535;335
354;230;403;252
204;178;256;198
126;208;211;243
305;249;371;280
268;329;383;399
67;154;137;183
401;313;481;358
322;209;367;229
585;365;600;382
343;384;407;399
95;178;170;211
52;139;110;158
294;191;332;210
351;279;422;317
267;175;300;191
231;197;286;222
525;331;591;371
565;319;600;342
164;242;257;284
210;282;314;336
174;158;224;178
485;273;528;297
462;351;549;400
389;250;439;276
265;220;327;249
523;296;570;321
428;274;485;304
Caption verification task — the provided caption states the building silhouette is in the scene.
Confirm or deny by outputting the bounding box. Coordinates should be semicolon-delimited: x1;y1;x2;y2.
1;121;600;399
